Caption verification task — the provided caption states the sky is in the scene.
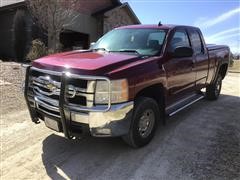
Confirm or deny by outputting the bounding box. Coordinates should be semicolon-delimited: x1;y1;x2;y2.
0;0;24;7
126;0;240;53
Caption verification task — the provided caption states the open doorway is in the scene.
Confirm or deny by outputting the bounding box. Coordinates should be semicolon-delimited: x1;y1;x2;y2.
60;30;90;51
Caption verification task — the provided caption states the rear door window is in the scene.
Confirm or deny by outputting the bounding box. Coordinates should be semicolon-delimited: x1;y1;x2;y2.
189;30;204;54
169;30;190;52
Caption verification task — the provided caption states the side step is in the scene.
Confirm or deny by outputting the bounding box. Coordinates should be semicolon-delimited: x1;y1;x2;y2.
166;94;204;117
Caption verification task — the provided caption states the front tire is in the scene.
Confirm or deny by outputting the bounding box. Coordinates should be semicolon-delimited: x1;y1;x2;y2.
206;75;222;100
122;97;160;148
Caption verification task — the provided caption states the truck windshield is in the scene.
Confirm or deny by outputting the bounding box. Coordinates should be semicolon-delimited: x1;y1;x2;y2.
92;29;167;56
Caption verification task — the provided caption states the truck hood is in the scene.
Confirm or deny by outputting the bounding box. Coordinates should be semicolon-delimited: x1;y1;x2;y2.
32;50;140;75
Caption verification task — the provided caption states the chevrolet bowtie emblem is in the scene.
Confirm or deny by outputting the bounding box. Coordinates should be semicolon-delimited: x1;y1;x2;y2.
46;83;57;91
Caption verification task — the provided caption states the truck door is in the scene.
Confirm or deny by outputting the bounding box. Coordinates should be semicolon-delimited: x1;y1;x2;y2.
164;29;196;100
188;29;209;90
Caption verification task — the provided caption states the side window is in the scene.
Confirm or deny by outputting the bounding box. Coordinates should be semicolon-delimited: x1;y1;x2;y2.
190;30;204;54
169;30;190;52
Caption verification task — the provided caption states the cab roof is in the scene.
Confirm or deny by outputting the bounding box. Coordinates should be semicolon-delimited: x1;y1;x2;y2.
116;24;199;30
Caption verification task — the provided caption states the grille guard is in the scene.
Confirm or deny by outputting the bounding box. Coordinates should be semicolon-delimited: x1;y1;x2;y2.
24;66;112;139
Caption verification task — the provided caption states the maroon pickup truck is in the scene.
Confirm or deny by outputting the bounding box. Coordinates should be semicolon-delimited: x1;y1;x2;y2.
24;24;230;147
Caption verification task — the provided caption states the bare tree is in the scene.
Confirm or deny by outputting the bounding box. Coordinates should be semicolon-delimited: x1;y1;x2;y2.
26;0;79;52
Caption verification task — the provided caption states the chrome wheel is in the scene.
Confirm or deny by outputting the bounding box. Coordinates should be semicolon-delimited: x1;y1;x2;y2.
138;109;155;138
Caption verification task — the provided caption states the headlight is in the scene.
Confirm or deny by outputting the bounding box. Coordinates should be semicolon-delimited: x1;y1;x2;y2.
95;79;128;104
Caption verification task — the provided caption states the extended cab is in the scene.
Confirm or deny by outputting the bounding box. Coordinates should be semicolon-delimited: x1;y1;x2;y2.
24;24;230;147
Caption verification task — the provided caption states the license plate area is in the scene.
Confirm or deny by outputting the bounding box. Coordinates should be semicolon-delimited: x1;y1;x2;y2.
44;117;60;132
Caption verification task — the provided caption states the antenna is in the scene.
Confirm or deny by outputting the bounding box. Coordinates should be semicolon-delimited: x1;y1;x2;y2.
158;21;162;26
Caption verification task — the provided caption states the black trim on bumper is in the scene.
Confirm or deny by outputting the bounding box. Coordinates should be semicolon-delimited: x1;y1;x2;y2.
24;66;39;124
59;72;72;139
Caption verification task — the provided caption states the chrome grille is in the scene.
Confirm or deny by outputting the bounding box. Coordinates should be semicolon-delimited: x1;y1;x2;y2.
32;76;61;96
66;80;95;107
28;69;61;118
26;67;111;118
28;68;92;118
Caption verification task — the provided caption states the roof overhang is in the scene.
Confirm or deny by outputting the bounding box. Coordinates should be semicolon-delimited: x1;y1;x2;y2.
119;2;141;24
0;1;26;13
93;2;140;24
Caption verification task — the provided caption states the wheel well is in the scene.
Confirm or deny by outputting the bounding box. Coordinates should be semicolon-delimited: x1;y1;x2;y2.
135;84;166;123
219;64;228;79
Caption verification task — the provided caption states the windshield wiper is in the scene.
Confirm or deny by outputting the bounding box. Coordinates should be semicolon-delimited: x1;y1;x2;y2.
110;49;141;55
118;49;140;55
93;48;141;55
92;48;109;52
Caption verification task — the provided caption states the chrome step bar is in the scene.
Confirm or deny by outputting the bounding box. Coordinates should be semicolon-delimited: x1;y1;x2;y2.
166;94;204;117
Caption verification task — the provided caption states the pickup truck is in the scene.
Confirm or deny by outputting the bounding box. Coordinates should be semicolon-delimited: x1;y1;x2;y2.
24;24;230;147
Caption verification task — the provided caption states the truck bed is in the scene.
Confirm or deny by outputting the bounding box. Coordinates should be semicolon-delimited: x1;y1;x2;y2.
206;44;229;51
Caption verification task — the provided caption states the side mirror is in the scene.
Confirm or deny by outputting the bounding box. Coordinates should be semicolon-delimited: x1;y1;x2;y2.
173;47;193;58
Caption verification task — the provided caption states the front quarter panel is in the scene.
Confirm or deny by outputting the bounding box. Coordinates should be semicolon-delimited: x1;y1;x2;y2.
107;57;167;101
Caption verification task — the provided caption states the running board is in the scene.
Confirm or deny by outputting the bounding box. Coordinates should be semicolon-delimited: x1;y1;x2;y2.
166;94;204;117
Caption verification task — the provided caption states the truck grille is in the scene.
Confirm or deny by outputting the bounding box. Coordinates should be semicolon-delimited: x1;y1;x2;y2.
27;68;94;118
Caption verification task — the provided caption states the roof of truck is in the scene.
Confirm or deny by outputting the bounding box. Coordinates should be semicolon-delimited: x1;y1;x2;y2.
116;24;199;30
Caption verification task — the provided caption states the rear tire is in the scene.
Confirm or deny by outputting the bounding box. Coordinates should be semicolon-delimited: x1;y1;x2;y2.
206;75;222;100
122;97;160;148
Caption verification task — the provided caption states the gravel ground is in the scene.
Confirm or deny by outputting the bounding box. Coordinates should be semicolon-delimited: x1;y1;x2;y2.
0;62;27;117
0;62;240;180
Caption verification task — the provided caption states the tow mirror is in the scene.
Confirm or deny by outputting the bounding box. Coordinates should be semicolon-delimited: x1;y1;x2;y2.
173;47;193;58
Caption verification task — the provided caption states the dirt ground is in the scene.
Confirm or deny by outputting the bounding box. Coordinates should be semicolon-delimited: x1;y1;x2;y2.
0;62;26;116
229;60;240;73
0;62;240;180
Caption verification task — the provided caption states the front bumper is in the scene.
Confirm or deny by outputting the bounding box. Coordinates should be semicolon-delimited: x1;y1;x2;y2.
70;102;133;137
24;66;133;138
